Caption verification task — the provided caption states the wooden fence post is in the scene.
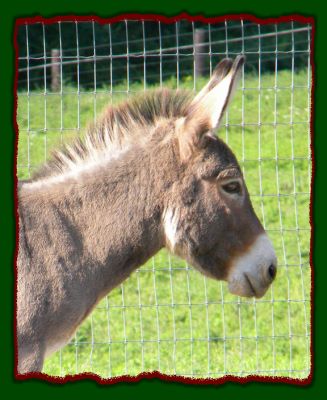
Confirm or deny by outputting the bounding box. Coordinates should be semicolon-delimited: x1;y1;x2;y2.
194;29;206;78
51;49;60;92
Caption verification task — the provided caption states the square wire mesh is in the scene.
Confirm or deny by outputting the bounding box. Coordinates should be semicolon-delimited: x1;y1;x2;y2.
16;17;312;379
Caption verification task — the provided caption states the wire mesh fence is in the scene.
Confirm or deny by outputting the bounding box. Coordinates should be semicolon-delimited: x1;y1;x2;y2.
16;17;312;379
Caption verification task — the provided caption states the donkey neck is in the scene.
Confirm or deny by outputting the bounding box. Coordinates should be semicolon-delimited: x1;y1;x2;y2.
20;139;176;293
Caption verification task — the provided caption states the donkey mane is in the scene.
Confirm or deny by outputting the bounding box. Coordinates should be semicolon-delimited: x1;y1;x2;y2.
32;88;192;181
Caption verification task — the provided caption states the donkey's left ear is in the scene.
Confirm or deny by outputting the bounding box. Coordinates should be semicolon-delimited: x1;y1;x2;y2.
178;55;244;159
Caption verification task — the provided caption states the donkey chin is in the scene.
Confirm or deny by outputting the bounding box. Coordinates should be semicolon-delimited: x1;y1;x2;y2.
227;234;277;298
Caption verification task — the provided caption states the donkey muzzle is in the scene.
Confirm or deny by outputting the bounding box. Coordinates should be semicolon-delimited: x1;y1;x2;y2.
227;234;277;298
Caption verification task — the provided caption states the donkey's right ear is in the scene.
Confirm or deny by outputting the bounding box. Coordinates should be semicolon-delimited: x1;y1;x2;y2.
177;56;244;160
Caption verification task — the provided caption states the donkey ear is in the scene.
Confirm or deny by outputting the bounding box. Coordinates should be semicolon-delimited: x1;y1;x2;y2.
177;56;244;159
189;55;244;130
191;57;234;105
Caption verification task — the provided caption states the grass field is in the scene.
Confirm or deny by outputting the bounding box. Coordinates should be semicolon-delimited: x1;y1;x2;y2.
17;69;312;379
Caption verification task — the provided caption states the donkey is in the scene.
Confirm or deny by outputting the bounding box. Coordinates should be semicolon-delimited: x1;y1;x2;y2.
17;56;277;374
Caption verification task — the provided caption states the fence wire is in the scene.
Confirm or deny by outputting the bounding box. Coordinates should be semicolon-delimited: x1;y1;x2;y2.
16;18;312;379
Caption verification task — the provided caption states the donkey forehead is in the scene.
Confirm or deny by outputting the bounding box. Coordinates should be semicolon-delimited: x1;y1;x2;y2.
196;136;242;176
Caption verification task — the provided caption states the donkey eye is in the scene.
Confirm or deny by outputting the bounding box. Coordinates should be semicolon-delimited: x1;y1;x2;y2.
221;181;241;194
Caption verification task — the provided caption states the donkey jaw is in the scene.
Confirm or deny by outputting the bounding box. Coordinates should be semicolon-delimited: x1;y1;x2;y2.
227;233;277;298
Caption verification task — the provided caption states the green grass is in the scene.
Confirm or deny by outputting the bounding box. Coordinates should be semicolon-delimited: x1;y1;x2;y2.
17;69;311;379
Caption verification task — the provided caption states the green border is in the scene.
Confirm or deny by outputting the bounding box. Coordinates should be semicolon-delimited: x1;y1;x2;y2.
1;0;323;398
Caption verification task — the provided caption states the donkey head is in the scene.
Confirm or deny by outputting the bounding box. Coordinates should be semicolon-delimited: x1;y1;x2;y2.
163;56;277;298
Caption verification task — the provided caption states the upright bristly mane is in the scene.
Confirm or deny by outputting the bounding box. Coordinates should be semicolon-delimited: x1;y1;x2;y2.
32;88;192;181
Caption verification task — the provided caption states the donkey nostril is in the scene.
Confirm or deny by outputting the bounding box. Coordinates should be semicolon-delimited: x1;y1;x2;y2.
268;264;277;280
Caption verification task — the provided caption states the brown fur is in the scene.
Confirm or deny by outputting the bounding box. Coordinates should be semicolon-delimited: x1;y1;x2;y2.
17;56;275;374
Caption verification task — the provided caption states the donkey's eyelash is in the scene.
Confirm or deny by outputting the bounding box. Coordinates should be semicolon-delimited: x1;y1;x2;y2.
216;167;241;180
